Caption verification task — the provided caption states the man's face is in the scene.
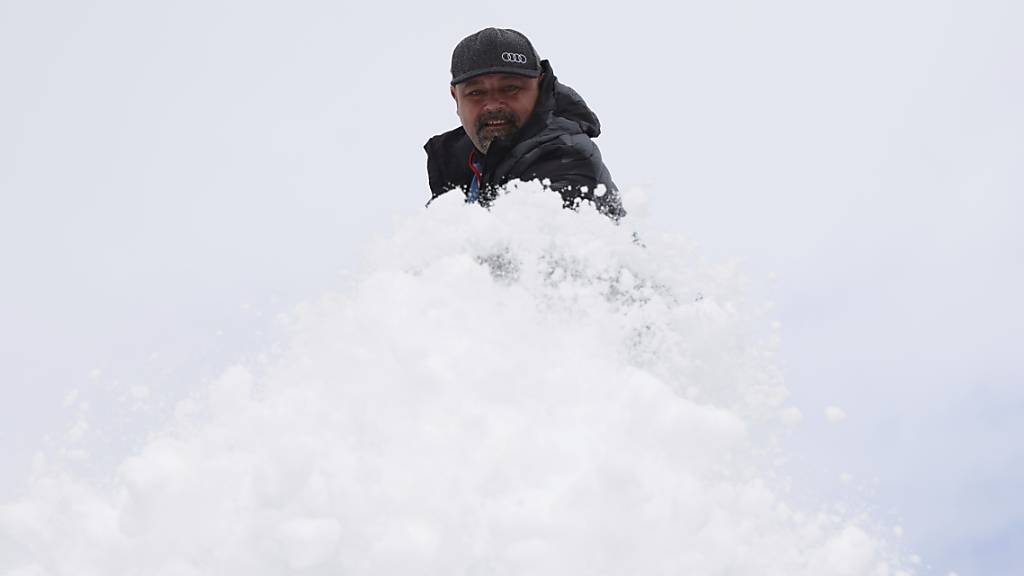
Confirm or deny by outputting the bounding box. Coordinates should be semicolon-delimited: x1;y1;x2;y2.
451;73;542;154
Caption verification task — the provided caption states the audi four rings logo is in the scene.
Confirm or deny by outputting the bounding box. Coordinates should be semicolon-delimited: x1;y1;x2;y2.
502;52;529;64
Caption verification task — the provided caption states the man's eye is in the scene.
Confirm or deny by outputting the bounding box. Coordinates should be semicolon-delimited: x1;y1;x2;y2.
504;86;520;94
468;90;483;97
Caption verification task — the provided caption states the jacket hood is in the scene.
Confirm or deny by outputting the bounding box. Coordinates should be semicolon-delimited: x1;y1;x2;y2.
527;60;602;139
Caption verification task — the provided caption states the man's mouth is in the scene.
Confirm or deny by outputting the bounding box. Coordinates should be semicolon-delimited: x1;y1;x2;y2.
478;112;517;133
475;113;518;151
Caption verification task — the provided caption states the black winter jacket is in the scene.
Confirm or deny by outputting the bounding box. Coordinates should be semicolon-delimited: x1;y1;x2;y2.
424;60;625;219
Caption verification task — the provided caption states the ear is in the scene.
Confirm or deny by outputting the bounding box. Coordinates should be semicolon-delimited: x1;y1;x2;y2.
450;85;457;103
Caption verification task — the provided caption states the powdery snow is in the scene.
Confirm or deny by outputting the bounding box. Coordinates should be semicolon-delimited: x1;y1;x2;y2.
0;184;909;575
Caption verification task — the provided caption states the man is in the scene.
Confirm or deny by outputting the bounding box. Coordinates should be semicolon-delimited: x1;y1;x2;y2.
424;28;625;219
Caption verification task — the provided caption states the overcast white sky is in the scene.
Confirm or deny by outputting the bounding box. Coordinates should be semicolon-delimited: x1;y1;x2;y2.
2;1;1021;574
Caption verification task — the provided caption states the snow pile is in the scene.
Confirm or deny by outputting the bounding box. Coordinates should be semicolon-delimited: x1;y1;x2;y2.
0;183;908;575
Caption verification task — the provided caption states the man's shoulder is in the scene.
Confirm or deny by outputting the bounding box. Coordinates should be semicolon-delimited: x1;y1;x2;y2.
425;126;474;198
504;111;606;181
424;126;468;155
500;105;623;219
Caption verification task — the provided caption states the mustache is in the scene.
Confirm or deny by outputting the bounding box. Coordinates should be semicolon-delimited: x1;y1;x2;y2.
475;110;518;132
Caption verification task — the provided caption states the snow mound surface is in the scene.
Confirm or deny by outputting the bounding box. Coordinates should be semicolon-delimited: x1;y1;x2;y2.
1;184;907;575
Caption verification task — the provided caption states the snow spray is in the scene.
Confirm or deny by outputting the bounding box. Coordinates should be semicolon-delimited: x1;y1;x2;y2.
0;183;910;575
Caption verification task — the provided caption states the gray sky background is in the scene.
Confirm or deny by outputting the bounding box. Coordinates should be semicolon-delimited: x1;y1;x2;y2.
1;1;1021;574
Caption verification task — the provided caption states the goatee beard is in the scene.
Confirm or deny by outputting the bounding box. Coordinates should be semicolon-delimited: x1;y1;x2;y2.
475;110;518;154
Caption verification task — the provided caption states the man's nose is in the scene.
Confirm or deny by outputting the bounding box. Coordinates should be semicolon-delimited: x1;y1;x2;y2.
481;99;509;114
